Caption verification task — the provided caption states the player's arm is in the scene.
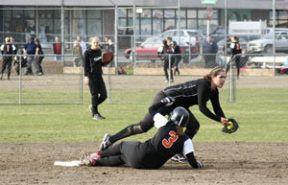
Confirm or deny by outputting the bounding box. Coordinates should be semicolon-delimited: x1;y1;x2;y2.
210;90;225;118
197;82;221;122
182;139;203;169
83;51;91;85
83;51;90;76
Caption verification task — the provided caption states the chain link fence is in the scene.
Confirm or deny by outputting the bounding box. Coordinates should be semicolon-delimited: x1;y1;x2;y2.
0;1;287;104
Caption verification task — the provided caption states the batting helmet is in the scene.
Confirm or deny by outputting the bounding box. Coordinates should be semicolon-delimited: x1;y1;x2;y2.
170;106;189;127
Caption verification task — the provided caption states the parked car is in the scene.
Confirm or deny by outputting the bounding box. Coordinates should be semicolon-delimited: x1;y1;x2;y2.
217;36;249;52
124;29;203;63
159;29;204;47
248;28;288;54
124;36;162;62
210;26;260;47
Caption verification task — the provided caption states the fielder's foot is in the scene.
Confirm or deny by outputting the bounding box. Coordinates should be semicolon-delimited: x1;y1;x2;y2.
171;154;188;163
99;133;111;151
93;113;106;120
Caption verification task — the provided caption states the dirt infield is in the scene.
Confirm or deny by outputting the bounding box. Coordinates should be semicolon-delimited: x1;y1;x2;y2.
1;142;287;185
1;75;288;185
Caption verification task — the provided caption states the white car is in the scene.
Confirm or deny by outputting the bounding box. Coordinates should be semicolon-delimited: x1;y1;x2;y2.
159;29;204;47
248;28;288;54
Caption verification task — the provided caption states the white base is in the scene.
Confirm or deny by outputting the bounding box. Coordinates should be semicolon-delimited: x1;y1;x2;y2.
54;160;84;167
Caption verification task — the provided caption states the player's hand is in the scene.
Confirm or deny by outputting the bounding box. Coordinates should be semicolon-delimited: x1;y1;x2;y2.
84;76;89;85
160;97;175;106
197;160;204;168
220;117;229;126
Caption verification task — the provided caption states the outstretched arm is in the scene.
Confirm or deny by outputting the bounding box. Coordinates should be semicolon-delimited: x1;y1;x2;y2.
197;82;223;122
183;139;203;169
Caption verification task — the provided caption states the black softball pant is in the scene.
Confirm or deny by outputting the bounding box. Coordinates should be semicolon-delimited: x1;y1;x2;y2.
163;60;174;81
1;57;13;78
96;141;142;168
226;55;241;78
140;91;200;139
88;75;107;115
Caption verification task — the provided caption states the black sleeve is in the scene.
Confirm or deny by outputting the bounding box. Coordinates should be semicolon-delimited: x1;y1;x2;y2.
210;90;225;118
197;80;221;122
186;152;199;169
83;50;90;76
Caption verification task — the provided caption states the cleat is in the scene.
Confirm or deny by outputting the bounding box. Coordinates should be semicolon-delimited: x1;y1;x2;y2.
93;113;105;120
97;113;106;119
171;154;188;164
80;151;101;166
99;133;111;151
80;153;92;166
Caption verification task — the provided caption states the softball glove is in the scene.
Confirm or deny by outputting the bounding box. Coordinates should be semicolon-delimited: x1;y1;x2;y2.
222;118;239;134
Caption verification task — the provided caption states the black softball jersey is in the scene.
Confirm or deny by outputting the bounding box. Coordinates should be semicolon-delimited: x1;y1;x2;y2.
162;78;225;122
84;48;103;76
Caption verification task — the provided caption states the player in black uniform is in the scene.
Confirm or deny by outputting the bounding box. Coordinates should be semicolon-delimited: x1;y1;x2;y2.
0;37;17;80
85;106;203;169
84;37;107;120
100;67;229;152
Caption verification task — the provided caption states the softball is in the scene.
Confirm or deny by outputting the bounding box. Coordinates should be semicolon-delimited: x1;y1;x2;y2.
227;121;233;130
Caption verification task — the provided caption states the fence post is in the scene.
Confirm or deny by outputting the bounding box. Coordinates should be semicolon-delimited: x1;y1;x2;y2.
18;55;23;105
168;54;172;86
229;56;236;103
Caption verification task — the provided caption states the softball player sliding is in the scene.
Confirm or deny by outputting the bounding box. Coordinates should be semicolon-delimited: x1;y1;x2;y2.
85;107;203;169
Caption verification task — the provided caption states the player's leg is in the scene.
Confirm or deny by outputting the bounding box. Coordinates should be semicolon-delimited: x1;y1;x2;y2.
108;123;144;144
163;60;169;81
99;119;148;150
99;92;166;150
120;141;143;168
34;57;41;74
95;155;124;166
7;59;12;80
89;76;106;120
97;76;107;105
27;56;34;75
93;141;140;167
88;77;99;117
1;59;8;79
100;114;155;151
235;56;241;79
85;142;123;166
94;76;107;119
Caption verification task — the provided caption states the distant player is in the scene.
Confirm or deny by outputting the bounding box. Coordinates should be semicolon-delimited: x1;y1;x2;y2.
83;106;203;169
84;37;107;120
99;67;229;163
1;37;17;80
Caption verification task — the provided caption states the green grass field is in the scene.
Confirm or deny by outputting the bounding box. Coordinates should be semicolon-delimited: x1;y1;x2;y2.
0;88;288;143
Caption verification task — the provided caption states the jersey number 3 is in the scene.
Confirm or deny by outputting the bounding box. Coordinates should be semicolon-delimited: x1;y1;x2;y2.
162;131;179;149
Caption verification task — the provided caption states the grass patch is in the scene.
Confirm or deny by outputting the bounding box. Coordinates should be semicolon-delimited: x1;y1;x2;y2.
0;88;287;143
